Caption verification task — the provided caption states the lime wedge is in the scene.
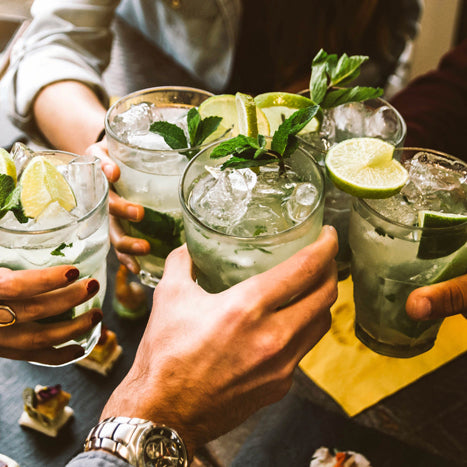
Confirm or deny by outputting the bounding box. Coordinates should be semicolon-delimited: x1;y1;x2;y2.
254;92;321;134
0;148;17;184
417;210;467;259
20;156;77;218
198;94;270;140
235;92;259;138
325;137;408;198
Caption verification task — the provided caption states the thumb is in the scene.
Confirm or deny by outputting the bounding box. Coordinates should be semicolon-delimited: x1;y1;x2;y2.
160;244;196;286
406;275;467;320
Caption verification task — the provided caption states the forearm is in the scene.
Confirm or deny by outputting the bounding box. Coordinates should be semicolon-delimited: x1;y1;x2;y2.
34;80;107;153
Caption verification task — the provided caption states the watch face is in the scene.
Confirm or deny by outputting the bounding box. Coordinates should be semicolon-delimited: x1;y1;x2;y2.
142;427;187;467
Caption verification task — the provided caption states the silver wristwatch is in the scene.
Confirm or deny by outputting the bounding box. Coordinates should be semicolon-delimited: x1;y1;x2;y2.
84;416;188;467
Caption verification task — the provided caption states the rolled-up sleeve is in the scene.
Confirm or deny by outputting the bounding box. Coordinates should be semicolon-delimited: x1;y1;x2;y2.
66;450;130;467
1;0;119;139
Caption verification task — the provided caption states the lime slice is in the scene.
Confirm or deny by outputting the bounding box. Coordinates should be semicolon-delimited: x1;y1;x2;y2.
198;94;270;140
417;210;467;260
236;92;259;137
0;148;17;184
254;92;321;134
20;156;77;218
325;137;408;198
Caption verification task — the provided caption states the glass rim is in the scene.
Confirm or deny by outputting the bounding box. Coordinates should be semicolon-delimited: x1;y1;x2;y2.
297;89;407;147
104;85;216;153
179;138;325;240
0;151;109;235
356;147;467;232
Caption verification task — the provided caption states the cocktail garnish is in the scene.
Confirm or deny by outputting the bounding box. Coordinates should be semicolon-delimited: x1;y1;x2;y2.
149;107;222;159
309;49;383;108
210;106;320;174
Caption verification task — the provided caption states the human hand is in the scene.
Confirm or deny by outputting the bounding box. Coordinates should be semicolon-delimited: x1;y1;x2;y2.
0;265;103;365
101;226;338;456
85;139;150;273
406;275;467;320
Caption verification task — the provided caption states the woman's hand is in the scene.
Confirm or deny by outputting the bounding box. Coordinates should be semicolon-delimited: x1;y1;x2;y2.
0;265;103;365
85;139;150;273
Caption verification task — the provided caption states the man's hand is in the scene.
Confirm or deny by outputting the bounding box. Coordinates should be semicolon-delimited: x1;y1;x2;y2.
100;226;338;456
85;139;150;273
0;266;102;365
406;275;467;320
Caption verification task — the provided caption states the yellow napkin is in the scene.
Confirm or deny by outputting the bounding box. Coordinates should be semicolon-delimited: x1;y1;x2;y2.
299;275;467;416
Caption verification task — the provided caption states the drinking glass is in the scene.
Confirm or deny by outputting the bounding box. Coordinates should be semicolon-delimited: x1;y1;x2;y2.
0;151;109;365
349;148;467;358
180;138;324;293
106;86;217;286
299;93;407;279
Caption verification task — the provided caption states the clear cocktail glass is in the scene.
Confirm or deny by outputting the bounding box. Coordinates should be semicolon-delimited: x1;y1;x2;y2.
180;138;324;293
349;148;467;358
105;86;219;287
299;94;407;279
0;150;109;365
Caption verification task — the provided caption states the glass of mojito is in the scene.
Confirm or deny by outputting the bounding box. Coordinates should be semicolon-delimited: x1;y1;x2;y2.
180;138;324;293
0;145;109;365
349;148;467;358
308;97;407;280
105;86;225;287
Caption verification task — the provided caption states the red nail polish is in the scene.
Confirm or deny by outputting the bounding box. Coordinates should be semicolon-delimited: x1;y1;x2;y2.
91;311;103;326
65;268;79;282
87;280;99;295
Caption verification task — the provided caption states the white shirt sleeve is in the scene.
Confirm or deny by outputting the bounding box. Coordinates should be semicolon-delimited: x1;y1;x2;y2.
2;0;119;139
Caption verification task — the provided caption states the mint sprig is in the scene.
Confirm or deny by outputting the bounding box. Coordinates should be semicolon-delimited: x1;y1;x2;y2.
149;107;222;160
210;105;320;173
0;173;28;224
309;49;383;108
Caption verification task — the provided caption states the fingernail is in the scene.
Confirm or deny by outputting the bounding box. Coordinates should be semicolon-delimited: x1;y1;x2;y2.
87;279;99;295
91;311;103;326
127;206;140;221
102;163;114;180
134;241;148;254
65;268;79;282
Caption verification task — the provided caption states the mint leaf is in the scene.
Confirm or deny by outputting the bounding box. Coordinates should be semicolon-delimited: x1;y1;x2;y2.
0;174;15;215
271;106;320;155
0;182;29;223
187;107;201;147
195;116;222;146
322;86;383;108
309;49;382;108
149;121;188;150
211;135;263;159
51;242;73;256
330;54;368;87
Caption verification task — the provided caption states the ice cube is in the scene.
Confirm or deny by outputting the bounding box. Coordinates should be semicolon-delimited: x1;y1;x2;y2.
127;132;172;150
32;201;76;230
10;142;35;177
402;151;467;214
228;203;284;237
285;182;318;223
190;168;257;230
364;105;400;141
111;102;159;141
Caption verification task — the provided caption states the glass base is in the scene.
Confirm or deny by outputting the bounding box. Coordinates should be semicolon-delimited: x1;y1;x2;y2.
355;322;435;358
29;322;102;367
139;269;161;287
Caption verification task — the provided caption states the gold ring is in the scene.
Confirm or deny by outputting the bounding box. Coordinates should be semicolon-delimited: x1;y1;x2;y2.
0;304;16;327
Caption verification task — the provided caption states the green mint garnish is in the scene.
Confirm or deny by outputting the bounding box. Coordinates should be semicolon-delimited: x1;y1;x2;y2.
51;242;73;256
149;108;222;160
211;106;320;174
309;49;383;108
0;173;29;224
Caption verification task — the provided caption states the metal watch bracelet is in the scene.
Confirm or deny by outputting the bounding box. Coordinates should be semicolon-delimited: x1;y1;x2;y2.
84;416;188;467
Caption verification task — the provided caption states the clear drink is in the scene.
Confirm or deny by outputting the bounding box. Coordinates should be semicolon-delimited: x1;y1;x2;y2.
349;148;467;358
180;139;324;293
0;149;109;365
105;87;219;287
299;94;407;280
